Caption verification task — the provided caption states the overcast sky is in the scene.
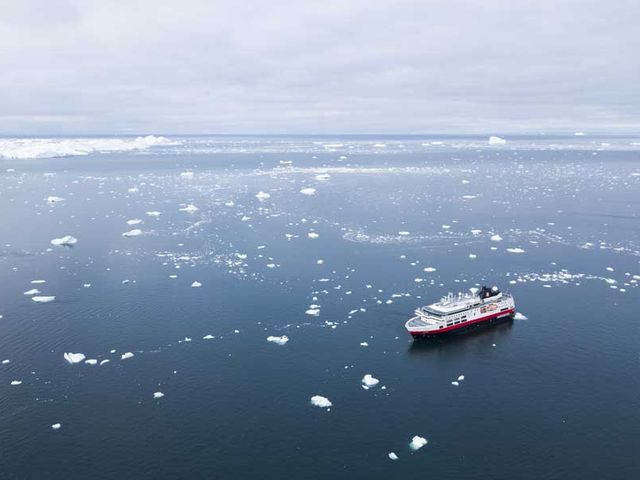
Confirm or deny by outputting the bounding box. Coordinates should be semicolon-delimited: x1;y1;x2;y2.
1;0;638;134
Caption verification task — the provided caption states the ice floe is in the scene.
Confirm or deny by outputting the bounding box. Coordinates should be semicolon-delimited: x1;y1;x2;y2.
23;289;40;295
51;423;61;430
85;359;98;365
409;436;428;451
514;312;528;320
64;352;86;364
50;235;77;246
46;196;65;203
307;232;319;239
310;395;332;408
153;392;165;398
33;296;55;303
127;218;143;225
506;248;525;253
121;352;134;360
362;374;380;388
179;204;199;213
255;191;271;201
266;335;289;345
488;136;506;145
122;229;143;237
191;281;202;288
146;211;162;217
299;187;316;196
388;452;399;460
10;380;22;386
490;234;503;242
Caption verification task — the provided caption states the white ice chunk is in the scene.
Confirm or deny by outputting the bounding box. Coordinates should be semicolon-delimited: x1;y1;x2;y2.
50;235;77;246
179;204;199;213
51;423;61;430
46;196;65;203
451;381;460;386
310;395;332;408
488;136;506;145
126;218;143;225
23;289;40;295
255;191;271;201
388;452;399;461
191;281;202;288
203;334;214;340
362;374;380;388
146;211;162;217
305;308;320;316
409;435;428;450
307;232;319;239
300;188;316;196
85;359;97;365
266;335;289;345
153;391;165;398
121;352;134;360
64;352;86;364
122;229;143;237
33;296;55;303
10;380;22;386
457;375;465;381
506;248;525;253
490;234;503;242
514;312;528;320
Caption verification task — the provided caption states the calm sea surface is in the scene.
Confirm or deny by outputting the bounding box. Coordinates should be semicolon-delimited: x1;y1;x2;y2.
0;135;639;479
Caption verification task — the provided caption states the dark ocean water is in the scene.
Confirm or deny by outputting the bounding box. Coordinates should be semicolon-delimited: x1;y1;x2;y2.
0;135;639;479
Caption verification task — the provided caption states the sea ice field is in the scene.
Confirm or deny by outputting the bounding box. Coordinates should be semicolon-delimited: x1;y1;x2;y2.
0;134;639;479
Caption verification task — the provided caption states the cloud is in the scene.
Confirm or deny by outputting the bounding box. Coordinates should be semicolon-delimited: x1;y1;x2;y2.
0;0;638;133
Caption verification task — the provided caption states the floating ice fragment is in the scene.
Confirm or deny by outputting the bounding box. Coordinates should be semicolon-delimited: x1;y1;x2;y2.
362;374;380;388
310;395;332;408
488;136;506;145
121;352;134;360
24;289;40;295
203;334;214;340
10;380;22;385
255;191;271;201
180;171;194;178
360;342;368;347
51;423;61;430
33;296;55;303
388;452;399;460
179;204;198;213
305;308;320;316
506;248;525;253
126;219;142;225
100;359;110;365
409;436;428;451
64;352;86;364
46;196;64;203
153;392;165;398
51;235;77;246
398;231;410;236
122;229;142;237
490;234;503;242
85;359;97;365
31;280;46;284
307;232;319;239
191;281;202;288
266;335;289;345
315;174;331;181
451;381;459;386
514;312;528;320
300;188;316;196
457;375;465;381
423;267;436;273
468;254;477;259
146;211;161;217
2;359;9;364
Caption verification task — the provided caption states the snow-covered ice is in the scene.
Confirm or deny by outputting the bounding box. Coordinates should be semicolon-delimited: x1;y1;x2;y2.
64;352;86;364
514;312;528;320
33;296;55;303
409;435;428;451
23;289;40;295
122;229;143;237
488;136;506;145
50;235;77;246
507;248;525;253
191;281;202;288
362;374;380;388
388;452;399;460
266;335;289;345
490;234;503;242
153;392;165;398
121;352;134;360
300;187;316;196
51;423;61;430
310;395;332;408
255;191;271;201
179;204;199;213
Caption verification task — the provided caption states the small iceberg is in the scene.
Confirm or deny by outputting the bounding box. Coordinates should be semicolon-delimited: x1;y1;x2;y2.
23;288;40;295
126;219;143;225
50;235;77;246
310;395;332;408
362;374;380;388
10;380;22;386
490;234;503;242
64;352;86;364
153;391;165;398
299;187;316;196
267;335;289;345
506;247;525;253
409;436;428;451
307;232;319;239
514;312;528;320
179;204;199;213
46;196;65;203
51;423;61;430
457;375;465;381
121;352;134;360
85;359;98;365
488;136;506;145
191;281;202;288
33;296;55;303
255;191;271;201
305;308;320;316
388;452;399;461
122;229;143;237
146;211;161;217
451;381;460;386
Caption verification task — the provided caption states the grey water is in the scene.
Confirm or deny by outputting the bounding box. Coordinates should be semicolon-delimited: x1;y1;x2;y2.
0;135;639;479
